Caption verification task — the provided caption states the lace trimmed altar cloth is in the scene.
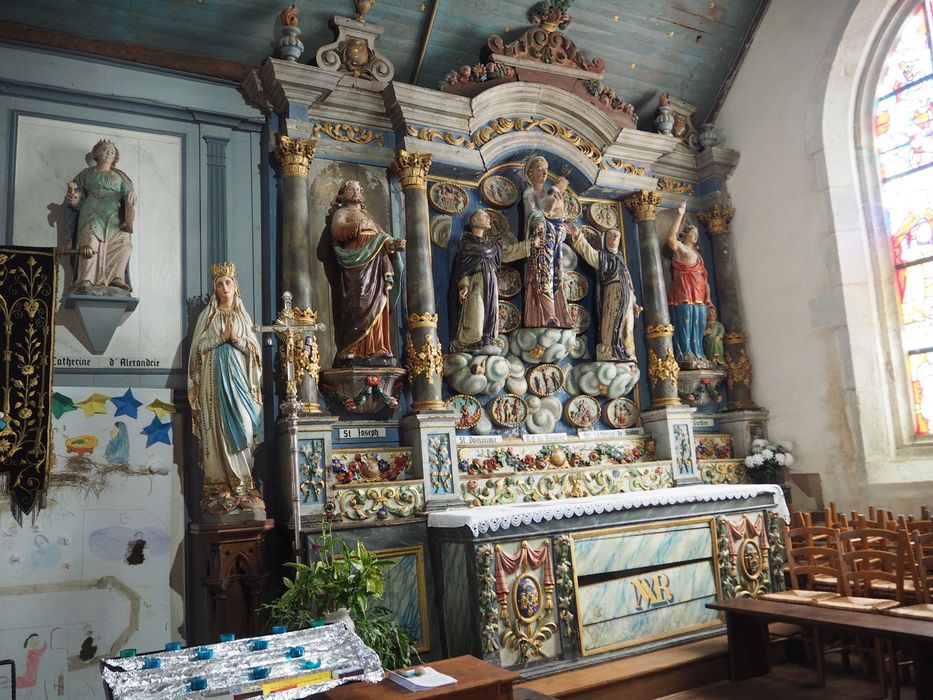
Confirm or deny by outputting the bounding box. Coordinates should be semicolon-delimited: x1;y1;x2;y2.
427;483;789;536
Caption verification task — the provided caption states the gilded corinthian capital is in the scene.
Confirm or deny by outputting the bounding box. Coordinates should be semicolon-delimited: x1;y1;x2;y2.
274;135;317;177
392;149;433;189
624;190;662;221
698;204;735;235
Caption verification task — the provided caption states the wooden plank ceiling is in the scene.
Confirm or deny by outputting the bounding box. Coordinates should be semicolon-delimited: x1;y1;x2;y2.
0;0;768;124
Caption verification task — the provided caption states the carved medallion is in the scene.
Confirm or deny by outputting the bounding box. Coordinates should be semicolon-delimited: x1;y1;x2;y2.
563;270;589;301
564;395;600;429
568;303;590;333
527;363;565;397
484;208;510;241
479;175;519;208
429;182;468;215
497;266;522;298
512;573;543;624
498;300;521;334
445;394;483;429
580;224;603;251
562;190;582;221
739;538;763;580
605;397;638;429
431;214;452;248
587;202;620;231
488;393;528;428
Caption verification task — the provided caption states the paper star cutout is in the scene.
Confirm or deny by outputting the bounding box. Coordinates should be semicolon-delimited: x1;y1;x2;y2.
142;416;172;447
52;392;77;420
111;388;143;419
74;393;110;418
146;399;177;421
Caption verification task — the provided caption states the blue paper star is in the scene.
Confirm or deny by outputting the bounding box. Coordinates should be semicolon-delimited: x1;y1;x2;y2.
111;388;143;419
142;416;172;447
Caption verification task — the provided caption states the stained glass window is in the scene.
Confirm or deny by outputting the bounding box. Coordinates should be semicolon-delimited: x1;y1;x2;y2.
875;1;933;435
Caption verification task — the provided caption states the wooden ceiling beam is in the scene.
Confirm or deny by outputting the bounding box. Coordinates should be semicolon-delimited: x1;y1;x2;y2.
0;20;253;84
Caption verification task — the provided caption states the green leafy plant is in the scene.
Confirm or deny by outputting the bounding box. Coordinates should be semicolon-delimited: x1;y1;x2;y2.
264;521;418;669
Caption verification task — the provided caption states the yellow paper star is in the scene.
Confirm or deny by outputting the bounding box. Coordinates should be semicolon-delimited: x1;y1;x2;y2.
146;399;177;420
74;393;110;418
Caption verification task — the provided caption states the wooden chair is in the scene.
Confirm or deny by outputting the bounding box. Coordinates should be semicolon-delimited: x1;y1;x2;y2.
762;525;840;605
761;525;841;687
815;528;905;698
886;530;933;620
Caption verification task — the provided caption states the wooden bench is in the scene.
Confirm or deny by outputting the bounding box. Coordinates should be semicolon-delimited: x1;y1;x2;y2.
707;598;933;695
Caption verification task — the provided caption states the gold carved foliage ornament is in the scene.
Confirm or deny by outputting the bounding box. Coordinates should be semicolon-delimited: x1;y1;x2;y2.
274;135;317;178
406;312;438;330
405;332;443;385
392;150;433;190
725;349;752;389
698;204;735;235
646;347;679;387
624;190;662;221
310;122;385;147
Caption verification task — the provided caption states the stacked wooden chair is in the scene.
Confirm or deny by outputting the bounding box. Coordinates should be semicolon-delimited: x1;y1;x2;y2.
759;502;932;697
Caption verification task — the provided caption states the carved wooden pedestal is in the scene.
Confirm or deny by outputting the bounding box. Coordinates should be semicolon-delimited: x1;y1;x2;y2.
188;519;274;645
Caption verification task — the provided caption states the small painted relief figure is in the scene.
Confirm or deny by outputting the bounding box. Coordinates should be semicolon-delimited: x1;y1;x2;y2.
667;200;711;367
448;209;537;353
188;262;265;517
328;180;406;365
66;139;136;292
521;155;573;328
703;305;726;366
569;227;641;362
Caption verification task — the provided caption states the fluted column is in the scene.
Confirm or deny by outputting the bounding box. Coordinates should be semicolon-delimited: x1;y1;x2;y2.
698;204;755;410
274;135;320;412
625;191;679;409
392;149;444;411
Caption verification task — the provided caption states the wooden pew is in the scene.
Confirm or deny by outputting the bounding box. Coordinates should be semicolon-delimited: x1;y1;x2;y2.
707;598;933;696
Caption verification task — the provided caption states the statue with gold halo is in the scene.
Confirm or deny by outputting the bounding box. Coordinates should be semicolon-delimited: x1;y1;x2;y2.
327;180;406;365
187;262;265;517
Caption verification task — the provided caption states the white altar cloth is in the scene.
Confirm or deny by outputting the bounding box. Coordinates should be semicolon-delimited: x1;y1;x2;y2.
428;483;789;536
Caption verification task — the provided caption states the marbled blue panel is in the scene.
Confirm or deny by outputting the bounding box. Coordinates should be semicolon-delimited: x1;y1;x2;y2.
382;552;424;647
442;542;474;655
578;560;717;626
574;522;712;576
582;596;720;652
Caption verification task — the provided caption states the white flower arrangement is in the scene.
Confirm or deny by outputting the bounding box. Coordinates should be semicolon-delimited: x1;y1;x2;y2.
744;439;794;483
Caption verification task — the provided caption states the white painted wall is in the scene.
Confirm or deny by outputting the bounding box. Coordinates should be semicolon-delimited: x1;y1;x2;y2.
717;0;933;514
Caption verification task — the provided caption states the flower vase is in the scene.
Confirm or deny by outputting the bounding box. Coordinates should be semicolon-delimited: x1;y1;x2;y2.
324;607;355;632
278;26;304;62
698;123;719;149
655;106;674;136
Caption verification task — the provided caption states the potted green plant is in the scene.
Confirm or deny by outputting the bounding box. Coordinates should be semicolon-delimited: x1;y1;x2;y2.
264;521;418;669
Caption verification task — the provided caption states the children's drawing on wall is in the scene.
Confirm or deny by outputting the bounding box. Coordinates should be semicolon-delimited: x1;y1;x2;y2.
0;386;180;700
48;389;172;498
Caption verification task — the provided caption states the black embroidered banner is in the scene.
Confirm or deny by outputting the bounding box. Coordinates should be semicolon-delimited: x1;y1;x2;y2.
0;248;56;519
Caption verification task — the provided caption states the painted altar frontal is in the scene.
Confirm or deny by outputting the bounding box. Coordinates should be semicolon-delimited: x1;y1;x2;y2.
242;0;772;673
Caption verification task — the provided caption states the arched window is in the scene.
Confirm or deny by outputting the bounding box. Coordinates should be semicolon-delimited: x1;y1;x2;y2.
873;0;933;435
